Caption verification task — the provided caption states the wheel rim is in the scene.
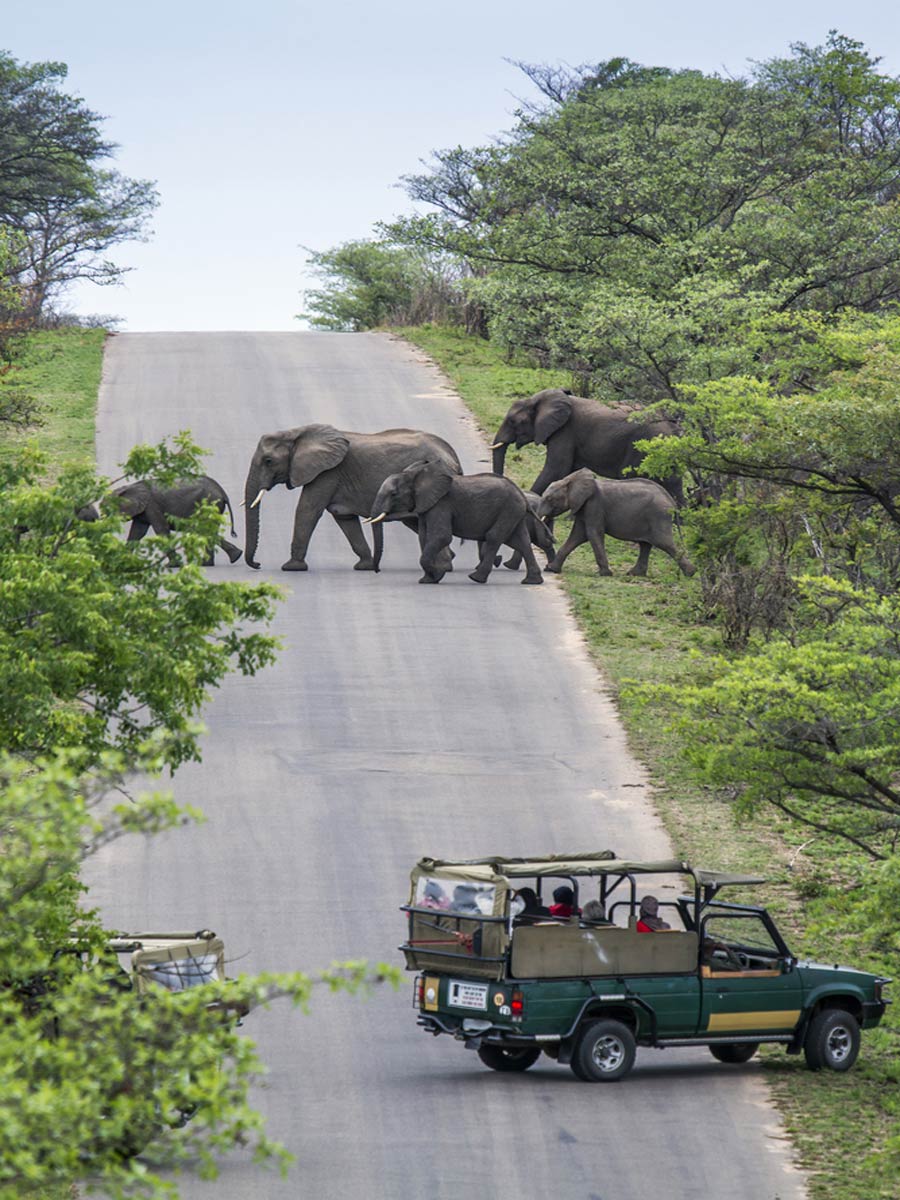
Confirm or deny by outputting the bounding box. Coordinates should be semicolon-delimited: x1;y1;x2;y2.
590;1034;626;1073
827;1024;852;1063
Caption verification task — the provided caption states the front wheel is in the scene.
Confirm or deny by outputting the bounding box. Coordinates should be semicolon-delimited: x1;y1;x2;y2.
710;1042;757;1064
477;1044;541;1073
804;1009;860;1072
571;1019;636;1082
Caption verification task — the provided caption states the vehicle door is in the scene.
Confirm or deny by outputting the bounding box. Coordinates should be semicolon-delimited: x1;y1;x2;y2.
699;911;802;1037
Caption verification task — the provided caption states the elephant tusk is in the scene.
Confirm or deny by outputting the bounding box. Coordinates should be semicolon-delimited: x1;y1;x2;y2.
249;489;266;509
489;441;507;450
368;512;388;525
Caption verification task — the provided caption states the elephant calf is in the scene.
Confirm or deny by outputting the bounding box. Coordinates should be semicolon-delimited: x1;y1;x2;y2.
79;476;242;565
537;469;694;578
369;461;544;585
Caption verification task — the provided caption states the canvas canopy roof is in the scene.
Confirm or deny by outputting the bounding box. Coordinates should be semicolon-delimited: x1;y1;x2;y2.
413;854;765;888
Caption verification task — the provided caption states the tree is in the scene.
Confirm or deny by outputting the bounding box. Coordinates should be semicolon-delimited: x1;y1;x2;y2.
300;239;469;331
0;51;157;327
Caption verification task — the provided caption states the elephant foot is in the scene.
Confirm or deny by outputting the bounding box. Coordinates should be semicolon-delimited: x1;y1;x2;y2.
502;557;519;571
597;568;614;577
468;570;489;584
681;561;697;576
353;559;376;571
545;562;562;574
493;556;503;568
625;567;647;577
281;558;309;571
418;574;441;584
522;574;544;585
226;546;243;563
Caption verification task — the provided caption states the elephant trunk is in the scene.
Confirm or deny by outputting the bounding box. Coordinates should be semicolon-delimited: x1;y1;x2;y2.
491;440;509;477
243;468;264;569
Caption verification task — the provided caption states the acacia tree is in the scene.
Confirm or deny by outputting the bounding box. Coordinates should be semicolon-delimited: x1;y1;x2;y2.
0;51;157;327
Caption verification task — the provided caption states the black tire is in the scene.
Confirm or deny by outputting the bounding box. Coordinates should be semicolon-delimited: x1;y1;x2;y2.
477;1044;541;1072
803;1008;860;1072
571;1019;636;1082
709;1042;757;1064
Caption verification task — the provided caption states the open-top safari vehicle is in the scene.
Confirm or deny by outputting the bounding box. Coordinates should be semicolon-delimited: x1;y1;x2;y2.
401;852;890;1081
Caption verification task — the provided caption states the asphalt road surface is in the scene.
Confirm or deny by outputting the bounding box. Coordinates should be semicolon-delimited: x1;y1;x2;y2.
86;332;806;1200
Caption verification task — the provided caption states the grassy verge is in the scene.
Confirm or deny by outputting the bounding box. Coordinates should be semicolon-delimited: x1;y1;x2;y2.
0;328;106;467
397;323;899;1200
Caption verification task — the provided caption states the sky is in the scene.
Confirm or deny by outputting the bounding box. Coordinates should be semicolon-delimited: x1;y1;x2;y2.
5;1;900;332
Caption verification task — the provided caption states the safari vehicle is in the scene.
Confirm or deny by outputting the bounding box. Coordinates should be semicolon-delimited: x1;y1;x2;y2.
401;853;890;1082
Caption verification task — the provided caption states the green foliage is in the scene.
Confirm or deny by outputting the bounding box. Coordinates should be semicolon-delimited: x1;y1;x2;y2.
0;50;157;326
0;439;280;770
300;239;470;331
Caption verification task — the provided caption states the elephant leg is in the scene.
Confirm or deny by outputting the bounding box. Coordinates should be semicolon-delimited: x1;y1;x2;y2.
420;533;451;583
502;549;523;571
586;524;613;575
219;537;243;564
126;520;150;543
332;514;376;571
284;492;328;571
507;523;543;585
470;520;509;583
407;516;453;572
546;516;588;574
652;533;696;577
627;542;653;576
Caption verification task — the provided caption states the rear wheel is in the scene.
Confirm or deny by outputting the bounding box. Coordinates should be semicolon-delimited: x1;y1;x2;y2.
571;1019;636;1082
477;1044;541;1072
709;1042;757;1064
804;1009;860;1072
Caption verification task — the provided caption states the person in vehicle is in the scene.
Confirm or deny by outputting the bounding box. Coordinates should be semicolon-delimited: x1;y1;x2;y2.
581;899;611;925
636;895;671;932
421;880;451;910
548;885;578;919
511;887;552;922
450;883;482;915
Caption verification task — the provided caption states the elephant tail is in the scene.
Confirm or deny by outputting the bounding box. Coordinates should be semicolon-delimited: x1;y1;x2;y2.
372;519;383;573
223;495;237;538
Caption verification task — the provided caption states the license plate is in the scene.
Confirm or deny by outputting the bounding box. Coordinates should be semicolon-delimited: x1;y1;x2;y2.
448;980;488;1010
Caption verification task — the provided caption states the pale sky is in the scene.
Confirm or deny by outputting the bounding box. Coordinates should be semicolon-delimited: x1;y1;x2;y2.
5;1;899;331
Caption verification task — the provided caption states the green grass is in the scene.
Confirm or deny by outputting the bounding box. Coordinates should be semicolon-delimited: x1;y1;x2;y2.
0;328;106;468
398;323;899;1200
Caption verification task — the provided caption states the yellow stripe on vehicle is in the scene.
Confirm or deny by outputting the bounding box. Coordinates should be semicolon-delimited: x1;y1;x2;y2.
706;1010;800;1032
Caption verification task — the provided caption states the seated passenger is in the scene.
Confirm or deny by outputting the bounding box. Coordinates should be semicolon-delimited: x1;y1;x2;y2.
450;883;482;915
636;895;671;932
420;880;451;910
511;887;551;922
548;885;579;919
581;899;611;925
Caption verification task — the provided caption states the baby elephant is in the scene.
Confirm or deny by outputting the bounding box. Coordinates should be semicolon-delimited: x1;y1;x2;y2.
79;476;242;565
368;461;544;585
538;469;694;578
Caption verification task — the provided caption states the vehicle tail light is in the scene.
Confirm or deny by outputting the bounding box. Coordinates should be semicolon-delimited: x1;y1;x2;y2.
415;976;424;1007
511;990;525;1016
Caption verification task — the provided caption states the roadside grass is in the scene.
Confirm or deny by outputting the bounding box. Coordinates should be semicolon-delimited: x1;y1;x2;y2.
397;323;899;1200
0;328;105;467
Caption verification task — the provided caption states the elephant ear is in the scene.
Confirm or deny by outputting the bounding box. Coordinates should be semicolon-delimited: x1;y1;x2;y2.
567;469;597;513
533;391;573;444
288;425;350;487
410;461;454;513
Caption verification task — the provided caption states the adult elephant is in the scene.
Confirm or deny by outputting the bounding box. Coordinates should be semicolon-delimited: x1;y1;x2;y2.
490;388;681;501
243;424;461;571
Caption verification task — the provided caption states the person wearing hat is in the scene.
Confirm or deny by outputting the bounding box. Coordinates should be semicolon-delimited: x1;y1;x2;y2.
636;895;671;932
548;885;578;919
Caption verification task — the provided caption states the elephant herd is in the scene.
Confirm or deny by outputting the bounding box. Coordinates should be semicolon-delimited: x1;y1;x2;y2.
87;388;694;584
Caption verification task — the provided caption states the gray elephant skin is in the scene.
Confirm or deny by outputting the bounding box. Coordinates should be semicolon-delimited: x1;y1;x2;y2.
243;424;461;572
538;469;695;578
491;388;681;501
369;461;544;585
79;476;242;565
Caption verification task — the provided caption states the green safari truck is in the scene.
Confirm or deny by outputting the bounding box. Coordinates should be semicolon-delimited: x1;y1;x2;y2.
400;852;890;1081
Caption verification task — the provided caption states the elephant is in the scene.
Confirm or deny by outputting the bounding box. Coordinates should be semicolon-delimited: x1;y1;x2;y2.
368;460;544;585
490;388;681;501
537;469;695;578
243;424;462;572
78;476;242;565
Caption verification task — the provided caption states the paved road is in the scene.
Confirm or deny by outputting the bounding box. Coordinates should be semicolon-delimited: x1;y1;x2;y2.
87;332;805;1200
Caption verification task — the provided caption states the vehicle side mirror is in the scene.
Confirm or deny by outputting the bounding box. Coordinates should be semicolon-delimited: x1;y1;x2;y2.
782;957;795;973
